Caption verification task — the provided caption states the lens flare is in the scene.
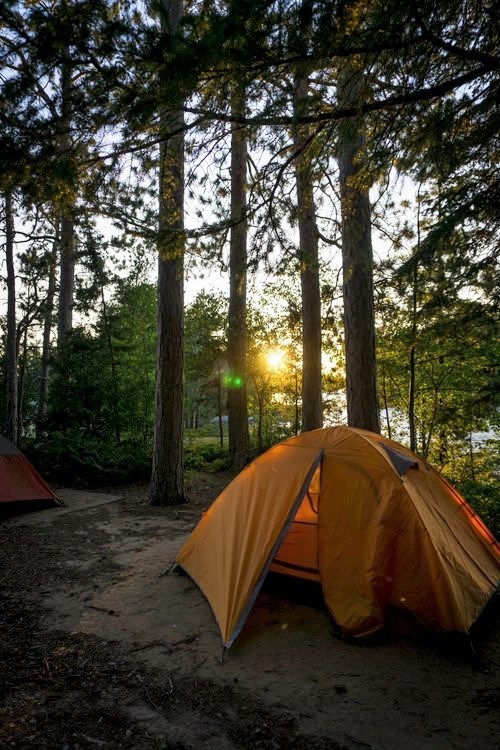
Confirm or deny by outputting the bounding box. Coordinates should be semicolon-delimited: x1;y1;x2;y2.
266;349;285;370
224;373;244;388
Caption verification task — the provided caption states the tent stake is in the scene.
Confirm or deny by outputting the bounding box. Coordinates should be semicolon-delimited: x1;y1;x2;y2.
163;561;177;576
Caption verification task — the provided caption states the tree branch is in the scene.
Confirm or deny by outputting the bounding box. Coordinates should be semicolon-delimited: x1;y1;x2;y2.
184;65;496;128
410;0;500;69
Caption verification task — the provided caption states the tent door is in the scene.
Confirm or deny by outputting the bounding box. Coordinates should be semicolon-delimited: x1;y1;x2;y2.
269;464;321;581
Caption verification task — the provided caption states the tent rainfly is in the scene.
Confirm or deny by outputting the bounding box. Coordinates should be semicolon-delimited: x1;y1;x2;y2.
0;434;59;516
175;427;500;649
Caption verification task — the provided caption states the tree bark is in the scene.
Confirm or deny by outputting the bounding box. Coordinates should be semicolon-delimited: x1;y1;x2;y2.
293;72;323;432
4;191;18;444
57;62;76;344
380;367;392;439
101;287;121;443
251;375;265;454
57;212;75;341
217;363;224;448
37;231;58;433
337;60;380;433
17;305;29;443
408;308;417;452
149;0;186;506
408;192;421;452
227;81;250;468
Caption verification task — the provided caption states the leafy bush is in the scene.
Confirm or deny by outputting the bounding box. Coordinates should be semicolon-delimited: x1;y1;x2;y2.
454;479;500;540
442;438;500;539
24;432;152;487
184;441;231;472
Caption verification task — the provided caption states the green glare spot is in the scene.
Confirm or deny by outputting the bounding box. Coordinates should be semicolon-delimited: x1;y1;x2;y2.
224;373;243;388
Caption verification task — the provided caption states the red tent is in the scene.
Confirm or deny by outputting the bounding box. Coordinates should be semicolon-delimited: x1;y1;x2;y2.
0;434;60;516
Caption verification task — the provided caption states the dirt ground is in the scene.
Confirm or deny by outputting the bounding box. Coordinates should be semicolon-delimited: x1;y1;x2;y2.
1;471;499;750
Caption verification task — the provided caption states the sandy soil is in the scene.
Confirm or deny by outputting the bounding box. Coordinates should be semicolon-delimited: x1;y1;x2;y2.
1;470;499;750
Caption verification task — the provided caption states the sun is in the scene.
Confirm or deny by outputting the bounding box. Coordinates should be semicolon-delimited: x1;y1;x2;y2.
266;349;286;370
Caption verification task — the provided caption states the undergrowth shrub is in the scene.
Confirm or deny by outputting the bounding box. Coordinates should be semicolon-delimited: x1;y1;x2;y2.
184;441;231;472
24;432;152;487
442;438;500;539
453;480;499;540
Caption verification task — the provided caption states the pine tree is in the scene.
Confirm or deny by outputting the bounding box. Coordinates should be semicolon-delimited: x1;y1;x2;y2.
227;80;251;468
291;0;323;432
150;0;187;506
3;191;18;443
337;55;380;433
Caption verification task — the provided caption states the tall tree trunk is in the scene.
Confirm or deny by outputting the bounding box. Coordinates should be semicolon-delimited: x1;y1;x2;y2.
101;287;121;443
37;230;58;433
57;212;75;341
217;363;224;448
337;60;380;433
408;270;418;451
380;367;392;439
57;62;76;344
294;370;300;435
227;81;250;468
251;375;265;454
17;306;29;443
408;189;422;452
293;72;322;432
4;191;18;443
150;0;186;506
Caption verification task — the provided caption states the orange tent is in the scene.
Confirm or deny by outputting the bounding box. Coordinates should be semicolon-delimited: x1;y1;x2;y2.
176;427;499;648
0;434;60;516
